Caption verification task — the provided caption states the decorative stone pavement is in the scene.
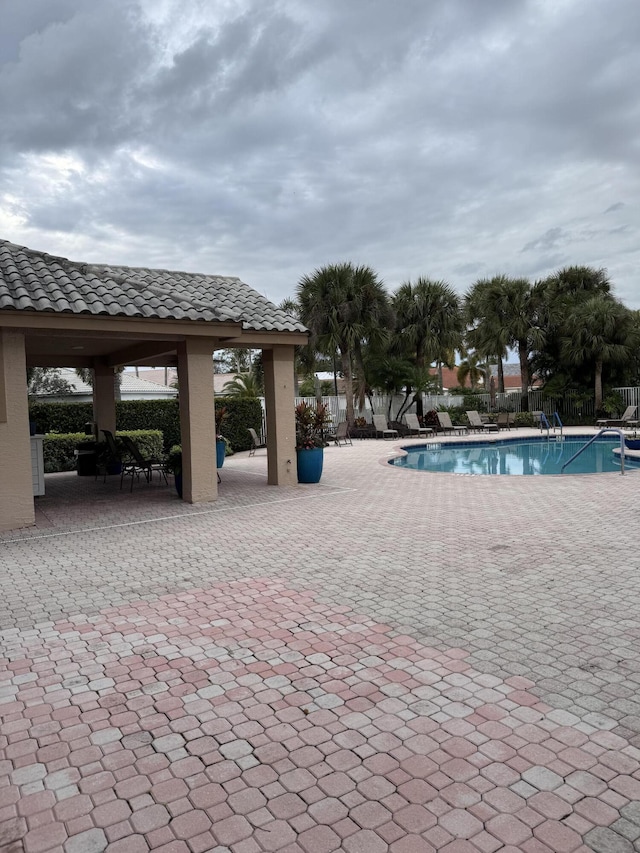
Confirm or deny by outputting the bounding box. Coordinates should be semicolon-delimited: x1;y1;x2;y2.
2;429;640;851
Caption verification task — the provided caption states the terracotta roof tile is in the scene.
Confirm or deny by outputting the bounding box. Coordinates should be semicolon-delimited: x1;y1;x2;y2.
0;240;306;334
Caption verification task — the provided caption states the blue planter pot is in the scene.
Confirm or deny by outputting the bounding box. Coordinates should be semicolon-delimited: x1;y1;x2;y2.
296;447;324;483
216;440;226;468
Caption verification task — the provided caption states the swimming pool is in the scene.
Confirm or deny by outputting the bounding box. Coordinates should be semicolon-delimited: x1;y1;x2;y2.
390;435;636;475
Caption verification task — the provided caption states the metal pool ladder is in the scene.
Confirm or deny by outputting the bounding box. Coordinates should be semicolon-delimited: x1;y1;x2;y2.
539;411;563;438
561;428;626;475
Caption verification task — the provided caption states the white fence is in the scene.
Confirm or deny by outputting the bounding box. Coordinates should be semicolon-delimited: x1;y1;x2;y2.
257;386;638;431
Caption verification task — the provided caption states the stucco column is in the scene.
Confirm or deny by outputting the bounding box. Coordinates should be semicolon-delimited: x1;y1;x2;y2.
93;361;117;437
0;330;34;530
177;338;217;503
263;345;296;486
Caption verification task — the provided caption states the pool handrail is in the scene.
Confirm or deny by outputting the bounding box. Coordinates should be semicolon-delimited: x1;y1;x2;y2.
538;411;551;438
561;428;625;475
553;412;563;436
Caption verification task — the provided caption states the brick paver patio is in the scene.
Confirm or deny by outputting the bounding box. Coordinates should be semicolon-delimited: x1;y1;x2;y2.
2;428;640;852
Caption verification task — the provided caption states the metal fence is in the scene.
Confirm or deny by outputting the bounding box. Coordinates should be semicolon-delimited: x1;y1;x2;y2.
613;387;640;411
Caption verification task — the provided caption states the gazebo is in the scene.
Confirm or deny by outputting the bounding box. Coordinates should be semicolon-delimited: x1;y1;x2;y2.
0;239;308;531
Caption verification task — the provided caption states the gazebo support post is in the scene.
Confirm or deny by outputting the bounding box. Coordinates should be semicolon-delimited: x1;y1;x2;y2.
263;345;297;486
178;338;217;503
93;360;117;438
0;330;34;530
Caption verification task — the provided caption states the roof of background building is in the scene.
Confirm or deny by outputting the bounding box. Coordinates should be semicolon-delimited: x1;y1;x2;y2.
0;239;305;334
35;368;178;397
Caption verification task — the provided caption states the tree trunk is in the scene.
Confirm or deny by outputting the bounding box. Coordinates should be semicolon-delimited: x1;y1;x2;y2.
594;360;603;411
341;349;355;427
438;362;444;392
518;342;529;412
497;358;505;394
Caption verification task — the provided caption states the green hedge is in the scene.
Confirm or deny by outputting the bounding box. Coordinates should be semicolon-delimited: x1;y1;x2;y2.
43;430;164;473
30;397;264;453
217;398;263;452
44;433;86;473
29;402;93;436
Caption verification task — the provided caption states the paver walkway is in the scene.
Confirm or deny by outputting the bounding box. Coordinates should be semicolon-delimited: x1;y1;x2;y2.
2;429;640;852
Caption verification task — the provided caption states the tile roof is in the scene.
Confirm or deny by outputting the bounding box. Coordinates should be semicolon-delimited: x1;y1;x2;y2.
0;240;306;334
33;368;178;397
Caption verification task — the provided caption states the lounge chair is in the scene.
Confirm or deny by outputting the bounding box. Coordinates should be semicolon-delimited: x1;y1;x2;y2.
327;421;352;447
466;411;499;433
596;405;638;429
248;428;266;456
436;412;468;435
372;414;399;440
120;436;168;491
496;412;514;430
405;413;433;437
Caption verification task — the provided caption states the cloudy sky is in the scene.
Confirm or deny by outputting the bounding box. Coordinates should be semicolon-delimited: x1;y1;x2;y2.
1;0;639;309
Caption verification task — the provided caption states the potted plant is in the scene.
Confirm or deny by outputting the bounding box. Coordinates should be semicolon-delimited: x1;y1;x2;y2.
215;406;228;468
295;401;331;483
166;445;182;497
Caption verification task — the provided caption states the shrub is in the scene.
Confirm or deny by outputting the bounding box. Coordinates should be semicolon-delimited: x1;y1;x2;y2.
462;393;487;412
30;397;264;453
217;398;263;452
43;430;164;473
43;433;86;473
514;412;536;428
29;402;93;436
117;401;180;450
436;405;467;426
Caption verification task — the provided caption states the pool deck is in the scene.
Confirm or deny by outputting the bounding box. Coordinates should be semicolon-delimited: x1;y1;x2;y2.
2;426;640;852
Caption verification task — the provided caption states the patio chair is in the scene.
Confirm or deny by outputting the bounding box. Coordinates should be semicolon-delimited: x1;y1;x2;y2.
466;411;499;433
327;421;352;447
405;413;433;437
248;428;266;456
595;405;638;429
436;412;468;435
372;414;399;440
496;412;513;430
120;436;168;491
95;429;123;482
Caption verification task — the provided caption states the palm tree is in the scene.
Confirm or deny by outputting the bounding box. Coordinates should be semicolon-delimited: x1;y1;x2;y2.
465;276;512;393
278;297;317;395
530;266;613;390
457;348;483;390
561;295;639;411
499;277;543;412
220;373;262;398
297;263;392;427
467;275;542;410
392;278;462;415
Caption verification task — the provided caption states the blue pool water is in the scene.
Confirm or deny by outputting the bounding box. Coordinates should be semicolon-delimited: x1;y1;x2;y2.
390;435;635;476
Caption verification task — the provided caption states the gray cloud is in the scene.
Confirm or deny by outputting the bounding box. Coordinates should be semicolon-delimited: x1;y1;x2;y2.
1;0;639;310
